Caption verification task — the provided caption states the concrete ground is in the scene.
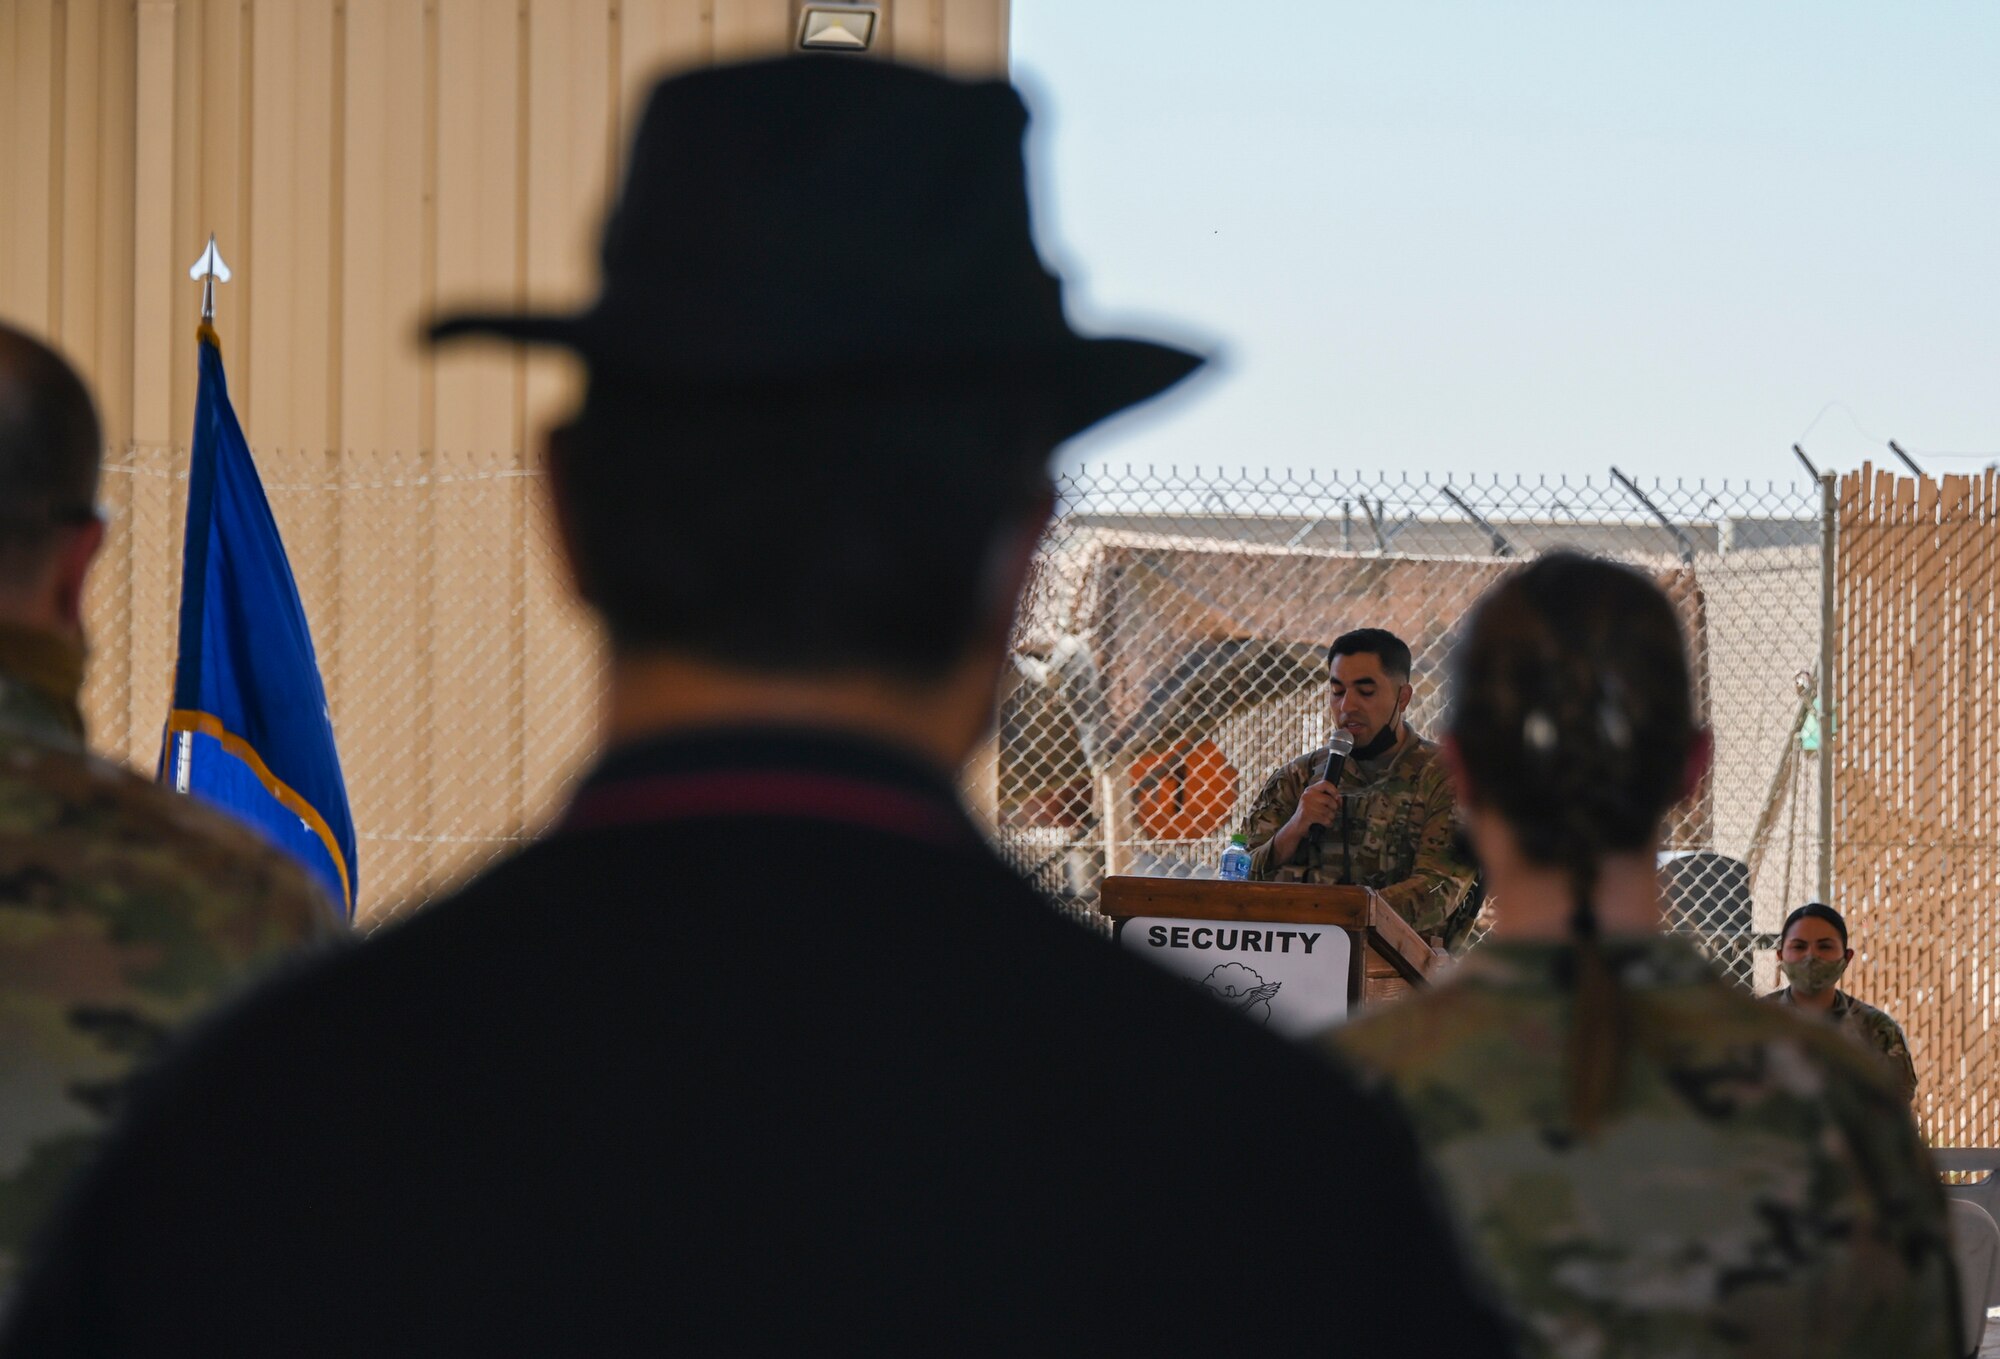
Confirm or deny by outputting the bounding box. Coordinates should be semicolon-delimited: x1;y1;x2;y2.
1982;1315;2000;1358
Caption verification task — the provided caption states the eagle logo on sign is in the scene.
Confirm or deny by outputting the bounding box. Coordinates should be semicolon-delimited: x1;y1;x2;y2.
1201;963;1282;1026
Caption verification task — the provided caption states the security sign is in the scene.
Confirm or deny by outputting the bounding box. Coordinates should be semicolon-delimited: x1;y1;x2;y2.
1119;917;1351;1037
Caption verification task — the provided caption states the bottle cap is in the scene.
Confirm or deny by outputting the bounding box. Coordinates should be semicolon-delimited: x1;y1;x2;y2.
1229;834;1247;846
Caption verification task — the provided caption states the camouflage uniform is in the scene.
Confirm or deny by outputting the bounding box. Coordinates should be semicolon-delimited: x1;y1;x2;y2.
0;627;336;1290
1326;935;1962;1359
1238;725;1473;936
1764;986;1918;1104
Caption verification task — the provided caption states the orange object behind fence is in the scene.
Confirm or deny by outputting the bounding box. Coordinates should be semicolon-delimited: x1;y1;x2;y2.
1130;739;1238;840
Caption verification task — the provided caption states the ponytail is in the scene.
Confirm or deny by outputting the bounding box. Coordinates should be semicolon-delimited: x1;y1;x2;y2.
1565;863;1626;1136
1454;555;1694;1140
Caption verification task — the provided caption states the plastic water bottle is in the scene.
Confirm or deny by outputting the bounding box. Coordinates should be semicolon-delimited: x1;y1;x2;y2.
1219;834;1251;881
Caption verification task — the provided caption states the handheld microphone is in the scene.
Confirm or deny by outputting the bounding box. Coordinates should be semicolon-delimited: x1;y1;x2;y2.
1308;730;1354;844
1321;729;1354;786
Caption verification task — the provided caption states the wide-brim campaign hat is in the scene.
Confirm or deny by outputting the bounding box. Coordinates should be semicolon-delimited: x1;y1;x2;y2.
426;56;1202;444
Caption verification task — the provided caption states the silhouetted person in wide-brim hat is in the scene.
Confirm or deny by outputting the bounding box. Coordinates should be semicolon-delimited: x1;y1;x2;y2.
4;57;1516;1356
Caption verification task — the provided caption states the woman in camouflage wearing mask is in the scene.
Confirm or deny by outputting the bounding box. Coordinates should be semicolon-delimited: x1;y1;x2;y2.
1322;552;1960;1359
1766;902;1917;1103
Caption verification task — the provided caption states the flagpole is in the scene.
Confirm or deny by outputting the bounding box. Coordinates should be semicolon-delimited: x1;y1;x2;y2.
189;233;231;328
165;233;358;914
177;234;232;790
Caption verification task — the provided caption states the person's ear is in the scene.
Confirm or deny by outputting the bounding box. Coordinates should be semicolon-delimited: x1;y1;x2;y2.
543;423;593;606
1396;681;1414;717
938;483;1057;768
51;517;105;634
1679;727;1715;803
976;482;1056;650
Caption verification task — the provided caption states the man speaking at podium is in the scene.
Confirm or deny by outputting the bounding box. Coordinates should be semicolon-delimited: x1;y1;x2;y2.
1239;629;1475;939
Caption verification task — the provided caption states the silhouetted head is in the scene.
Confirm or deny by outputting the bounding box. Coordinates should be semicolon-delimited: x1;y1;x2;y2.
0;323;104;639
548;376;1062;682
0;324;101;589
1450;552;1696;902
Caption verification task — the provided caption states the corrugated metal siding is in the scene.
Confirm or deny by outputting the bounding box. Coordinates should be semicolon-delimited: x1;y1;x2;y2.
0;0;1008;918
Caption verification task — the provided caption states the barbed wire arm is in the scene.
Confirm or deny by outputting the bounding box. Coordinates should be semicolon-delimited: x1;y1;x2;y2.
1438;484;1516;557
1283;507;1330;549
1610;466;1695;565
1360;496;1416;552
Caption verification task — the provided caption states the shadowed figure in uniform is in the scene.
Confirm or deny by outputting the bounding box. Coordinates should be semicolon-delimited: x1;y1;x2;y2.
1763;901;1918;1103
0;323;333;1297
2;59;1516;1356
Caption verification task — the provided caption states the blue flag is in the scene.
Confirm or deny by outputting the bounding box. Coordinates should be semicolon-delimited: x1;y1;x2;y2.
161;327;357;917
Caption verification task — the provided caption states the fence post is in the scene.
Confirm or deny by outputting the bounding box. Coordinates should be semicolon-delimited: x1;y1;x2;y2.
1818;472;1837;902
1097;769;1133;878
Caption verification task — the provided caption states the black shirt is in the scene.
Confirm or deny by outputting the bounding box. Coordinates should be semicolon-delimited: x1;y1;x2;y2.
4;727;1513;1356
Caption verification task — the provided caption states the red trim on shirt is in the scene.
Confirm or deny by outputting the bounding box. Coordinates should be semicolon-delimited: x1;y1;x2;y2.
561;771;973;849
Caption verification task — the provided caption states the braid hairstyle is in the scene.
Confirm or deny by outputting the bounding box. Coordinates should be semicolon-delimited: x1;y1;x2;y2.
1450;552;1696;1136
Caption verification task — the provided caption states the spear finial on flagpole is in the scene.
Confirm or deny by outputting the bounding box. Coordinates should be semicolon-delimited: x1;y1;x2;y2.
189;234;232;324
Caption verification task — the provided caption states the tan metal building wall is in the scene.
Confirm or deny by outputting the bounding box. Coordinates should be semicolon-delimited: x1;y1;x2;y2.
0;0;1008;920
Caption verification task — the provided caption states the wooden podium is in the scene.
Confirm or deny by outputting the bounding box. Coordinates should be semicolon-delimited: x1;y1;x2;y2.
1101;877;1442;1017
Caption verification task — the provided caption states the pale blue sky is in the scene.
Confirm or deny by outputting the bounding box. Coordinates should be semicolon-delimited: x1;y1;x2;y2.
1011;1;2000;484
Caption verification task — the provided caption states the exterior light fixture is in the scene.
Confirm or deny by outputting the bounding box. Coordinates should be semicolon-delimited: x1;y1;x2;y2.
797;3;879;52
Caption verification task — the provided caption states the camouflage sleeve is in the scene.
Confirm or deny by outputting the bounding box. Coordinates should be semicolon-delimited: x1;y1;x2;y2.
1241;757;1310;880
1374;764;1474;937
1860;1008;1918;1105
0;787;342;1292
1817;1050;1963;1358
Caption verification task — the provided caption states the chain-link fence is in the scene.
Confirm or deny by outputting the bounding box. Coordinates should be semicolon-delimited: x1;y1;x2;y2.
994;468;1828;995
92;451;2000;1142
76;452;2000;1144
79;457;1828;973
81;444;607;926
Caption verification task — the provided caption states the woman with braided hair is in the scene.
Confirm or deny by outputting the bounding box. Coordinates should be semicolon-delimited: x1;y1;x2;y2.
1323;552;1960;1358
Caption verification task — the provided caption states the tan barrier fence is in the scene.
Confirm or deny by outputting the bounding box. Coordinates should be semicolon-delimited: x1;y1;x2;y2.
1834;465;2000;1146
